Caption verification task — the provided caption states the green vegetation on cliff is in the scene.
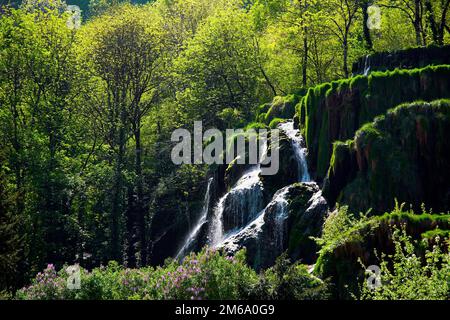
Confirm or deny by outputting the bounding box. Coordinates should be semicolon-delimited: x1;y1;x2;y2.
299;66;450;179
323;99;450;214
315;204;449;299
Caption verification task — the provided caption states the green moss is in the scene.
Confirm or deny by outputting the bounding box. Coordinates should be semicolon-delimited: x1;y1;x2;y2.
352;44;450;75
329;140;353;174
315;206;449;299
245;121;268;131
264;94;301;124
421;229;450;240
299;64;450;180
269;117;286;129
325;99;450;214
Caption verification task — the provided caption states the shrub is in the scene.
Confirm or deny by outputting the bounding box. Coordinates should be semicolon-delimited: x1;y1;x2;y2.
359;226;449;300
251;253;331;300
16;249;259;300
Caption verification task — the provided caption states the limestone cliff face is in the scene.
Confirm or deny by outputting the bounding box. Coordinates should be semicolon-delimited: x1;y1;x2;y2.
323;100;450;214
298;65;450;181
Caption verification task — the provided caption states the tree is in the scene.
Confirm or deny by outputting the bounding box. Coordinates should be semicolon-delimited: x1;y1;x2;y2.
324;0;361;78
361;0;374;50
424;0;450;45
175;4;272;128
0;151;21;292
379;0;428;46
80;4;165;265
0;2;81;273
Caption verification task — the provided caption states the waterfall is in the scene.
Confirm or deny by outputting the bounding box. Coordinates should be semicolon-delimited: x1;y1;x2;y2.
219;186;291;254
209;194;226;247
209;166;265;247
208;139;268;247
176;177;213;259
363;55;371;76
180;122;313;256
279;121;311;182
272;187;290;251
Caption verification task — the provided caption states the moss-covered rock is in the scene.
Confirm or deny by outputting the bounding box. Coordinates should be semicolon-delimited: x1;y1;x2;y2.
323;100;450;214
352;44;450;75
287;183;329;264
260;131;298;198
299;65;450;180
315;210;450;299
220;182;328;270
264;94;301;124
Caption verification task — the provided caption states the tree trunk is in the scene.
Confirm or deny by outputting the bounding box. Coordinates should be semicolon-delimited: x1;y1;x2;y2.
302;0;309;87
302;29;308;87
110;105;126;262
125;187;136;267
343;37;349;78
414;0;423;46
425;0;439;43
134;124;146;266
362;1;373;50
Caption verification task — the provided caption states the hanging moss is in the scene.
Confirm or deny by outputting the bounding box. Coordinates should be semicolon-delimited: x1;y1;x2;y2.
268;117;285;129
324;99;450;214
352;44;450;75
299;64;450;180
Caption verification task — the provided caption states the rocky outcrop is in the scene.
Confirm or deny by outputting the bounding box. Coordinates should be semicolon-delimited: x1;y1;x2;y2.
220;182;329;270
260;130;299;197
352;44;450;75
287;183;328;263
148;167;209;265
323;100;450;214
257;93;305;125
298;65;450;180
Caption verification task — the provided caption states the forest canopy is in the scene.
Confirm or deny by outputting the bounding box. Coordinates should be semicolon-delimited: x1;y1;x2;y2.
0;0;449;294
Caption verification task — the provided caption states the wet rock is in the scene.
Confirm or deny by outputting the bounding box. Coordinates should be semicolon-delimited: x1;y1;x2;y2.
220;183;329;270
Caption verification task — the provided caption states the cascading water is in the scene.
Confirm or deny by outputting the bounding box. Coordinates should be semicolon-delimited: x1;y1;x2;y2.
218;123;312;258
279;121;311;182
219;186;291;256
209;195;226;247
209;166;265;247
178;121;315;264
272;187;290;251
176;177;213;259
208;139;268;247
363;55;371;76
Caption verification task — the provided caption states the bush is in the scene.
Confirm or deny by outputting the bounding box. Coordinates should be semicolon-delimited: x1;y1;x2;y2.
251;254;331;300
359;226;449;300
16;249;259;300
315;204;449;299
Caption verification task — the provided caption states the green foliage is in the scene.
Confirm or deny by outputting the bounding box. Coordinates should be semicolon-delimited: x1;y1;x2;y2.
325;99;450;214
0;155;21;292
15;249;258;300
174;2;272;128
251;254;331;300
315;204;450;299
301;65;450;180
360;226;449;300
268;117;285;129
1;0;450;300
17;249;333;300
